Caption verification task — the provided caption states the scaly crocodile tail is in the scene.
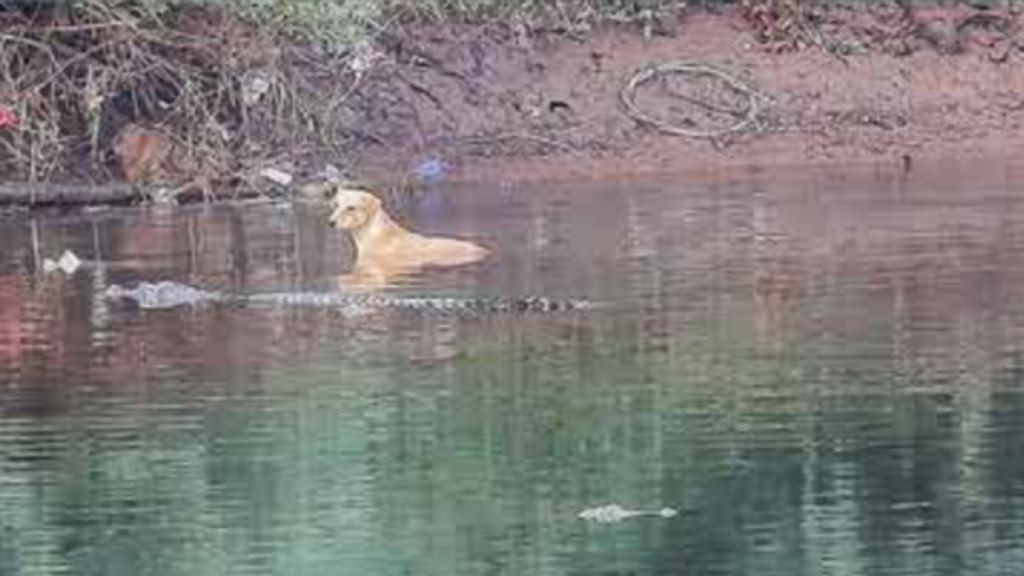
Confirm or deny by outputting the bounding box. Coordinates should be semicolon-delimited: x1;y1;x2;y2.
104;281;599;313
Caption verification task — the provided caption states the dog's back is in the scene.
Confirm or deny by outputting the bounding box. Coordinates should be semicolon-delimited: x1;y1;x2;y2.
387;233;489;268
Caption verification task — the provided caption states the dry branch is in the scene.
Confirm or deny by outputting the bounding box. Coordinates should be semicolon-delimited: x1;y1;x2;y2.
0;2;364;192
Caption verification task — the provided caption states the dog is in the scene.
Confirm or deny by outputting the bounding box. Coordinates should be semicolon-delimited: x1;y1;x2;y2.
113;123;176;184
112;122;218;200
324;185;489;286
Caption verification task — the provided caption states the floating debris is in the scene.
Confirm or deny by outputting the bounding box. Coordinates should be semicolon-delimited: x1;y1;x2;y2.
578;504;679;524
42;250;83;275
412;158;447;182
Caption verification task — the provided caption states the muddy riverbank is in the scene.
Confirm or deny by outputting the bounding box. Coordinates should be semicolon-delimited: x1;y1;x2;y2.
2;2;1024;200
352;5;1024;184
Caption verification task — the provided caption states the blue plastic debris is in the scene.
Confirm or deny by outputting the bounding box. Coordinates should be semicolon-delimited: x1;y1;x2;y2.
412;158;447;182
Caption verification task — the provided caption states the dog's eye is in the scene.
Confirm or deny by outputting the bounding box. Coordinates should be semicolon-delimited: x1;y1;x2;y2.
345;206;358;213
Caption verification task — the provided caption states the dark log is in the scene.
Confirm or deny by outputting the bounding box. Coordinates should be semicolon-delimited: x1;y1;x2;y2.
0;183;143;207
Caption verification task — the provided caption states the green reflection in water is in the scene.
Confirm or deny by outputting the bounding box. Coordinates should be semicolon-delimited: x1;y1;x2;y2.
5;308;1020;576
6;172;1024;576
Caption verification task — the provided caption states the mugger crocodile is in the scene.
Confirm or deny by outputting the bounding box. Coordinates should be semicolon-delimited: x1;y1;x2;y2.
104;281;600;314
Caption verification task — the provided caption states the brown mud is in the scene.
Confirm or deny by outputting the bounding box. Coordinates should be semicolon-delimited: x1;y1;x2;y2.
3;3;1024;201
345;5;1024;185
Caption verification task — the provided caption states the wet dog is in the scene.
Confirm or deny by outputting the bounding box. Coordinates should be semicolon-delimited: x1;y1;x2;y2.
325;186;489;286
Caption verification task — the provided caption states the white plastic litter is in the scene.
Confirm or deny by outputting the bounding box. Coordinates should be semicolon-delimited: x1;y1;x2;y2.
42;250;83;275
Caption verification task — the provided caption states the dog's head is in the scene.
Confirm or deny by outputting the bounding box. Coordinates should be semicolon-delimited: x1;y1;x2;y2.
328;187;383;230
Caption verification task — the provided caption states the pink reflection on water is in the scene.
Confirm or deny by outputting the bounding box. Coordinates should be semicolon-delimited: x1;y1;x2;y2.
0;276;23;364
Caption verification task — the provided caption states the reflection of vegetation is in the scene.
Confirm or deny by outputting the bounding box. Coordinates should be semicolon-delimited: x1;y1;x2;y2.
5;300;1014;576
6;180;1024;575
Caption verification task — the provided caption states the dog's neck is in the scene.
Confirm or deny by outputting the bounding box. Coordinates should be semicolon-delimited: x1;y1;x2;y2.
349;205;403;256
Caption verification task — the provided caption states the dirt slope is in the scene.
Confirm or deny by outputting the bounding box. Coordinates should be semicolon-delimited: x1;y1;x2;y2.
344;7;1024;183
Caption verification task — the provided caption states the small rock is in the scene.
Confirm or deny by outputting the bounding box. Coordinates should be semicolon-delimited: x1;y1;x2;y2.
989;41;1012;63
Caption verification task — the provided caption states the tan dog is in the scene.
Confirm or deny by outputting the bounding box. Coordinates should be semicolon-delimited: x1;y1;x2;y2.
113;123;176;184
326;186;489;286
112;123;219;200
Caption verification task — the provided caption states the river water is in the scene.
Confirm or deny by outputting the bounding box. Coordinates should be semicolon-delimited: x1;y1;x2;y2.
2;165;1024;576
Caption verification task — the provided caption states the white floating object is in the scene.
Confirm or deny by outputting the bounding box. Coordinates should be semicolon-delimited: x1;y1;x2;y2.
42;250;83;275
578;504;679;524
260;167;294;186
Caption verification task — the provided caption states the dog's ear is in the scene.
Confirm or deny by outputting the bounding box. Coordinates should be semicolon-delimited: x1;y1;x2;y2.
360;192;383;213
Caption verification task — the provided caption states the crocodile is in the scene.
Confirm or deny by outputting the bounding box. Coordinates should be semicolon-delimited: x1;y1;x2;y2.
577;504;679;523
104;280;598;314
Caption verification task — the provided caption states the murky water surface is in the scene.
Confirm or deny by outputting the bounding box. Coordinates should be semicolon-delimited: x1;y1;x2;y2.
3;166;1024;576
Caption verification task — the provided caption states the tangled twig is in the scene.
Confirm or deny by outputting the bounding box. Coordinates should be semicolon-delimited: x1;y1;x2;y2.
0;3;369;190
741;0;808;51
620;61;767;140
